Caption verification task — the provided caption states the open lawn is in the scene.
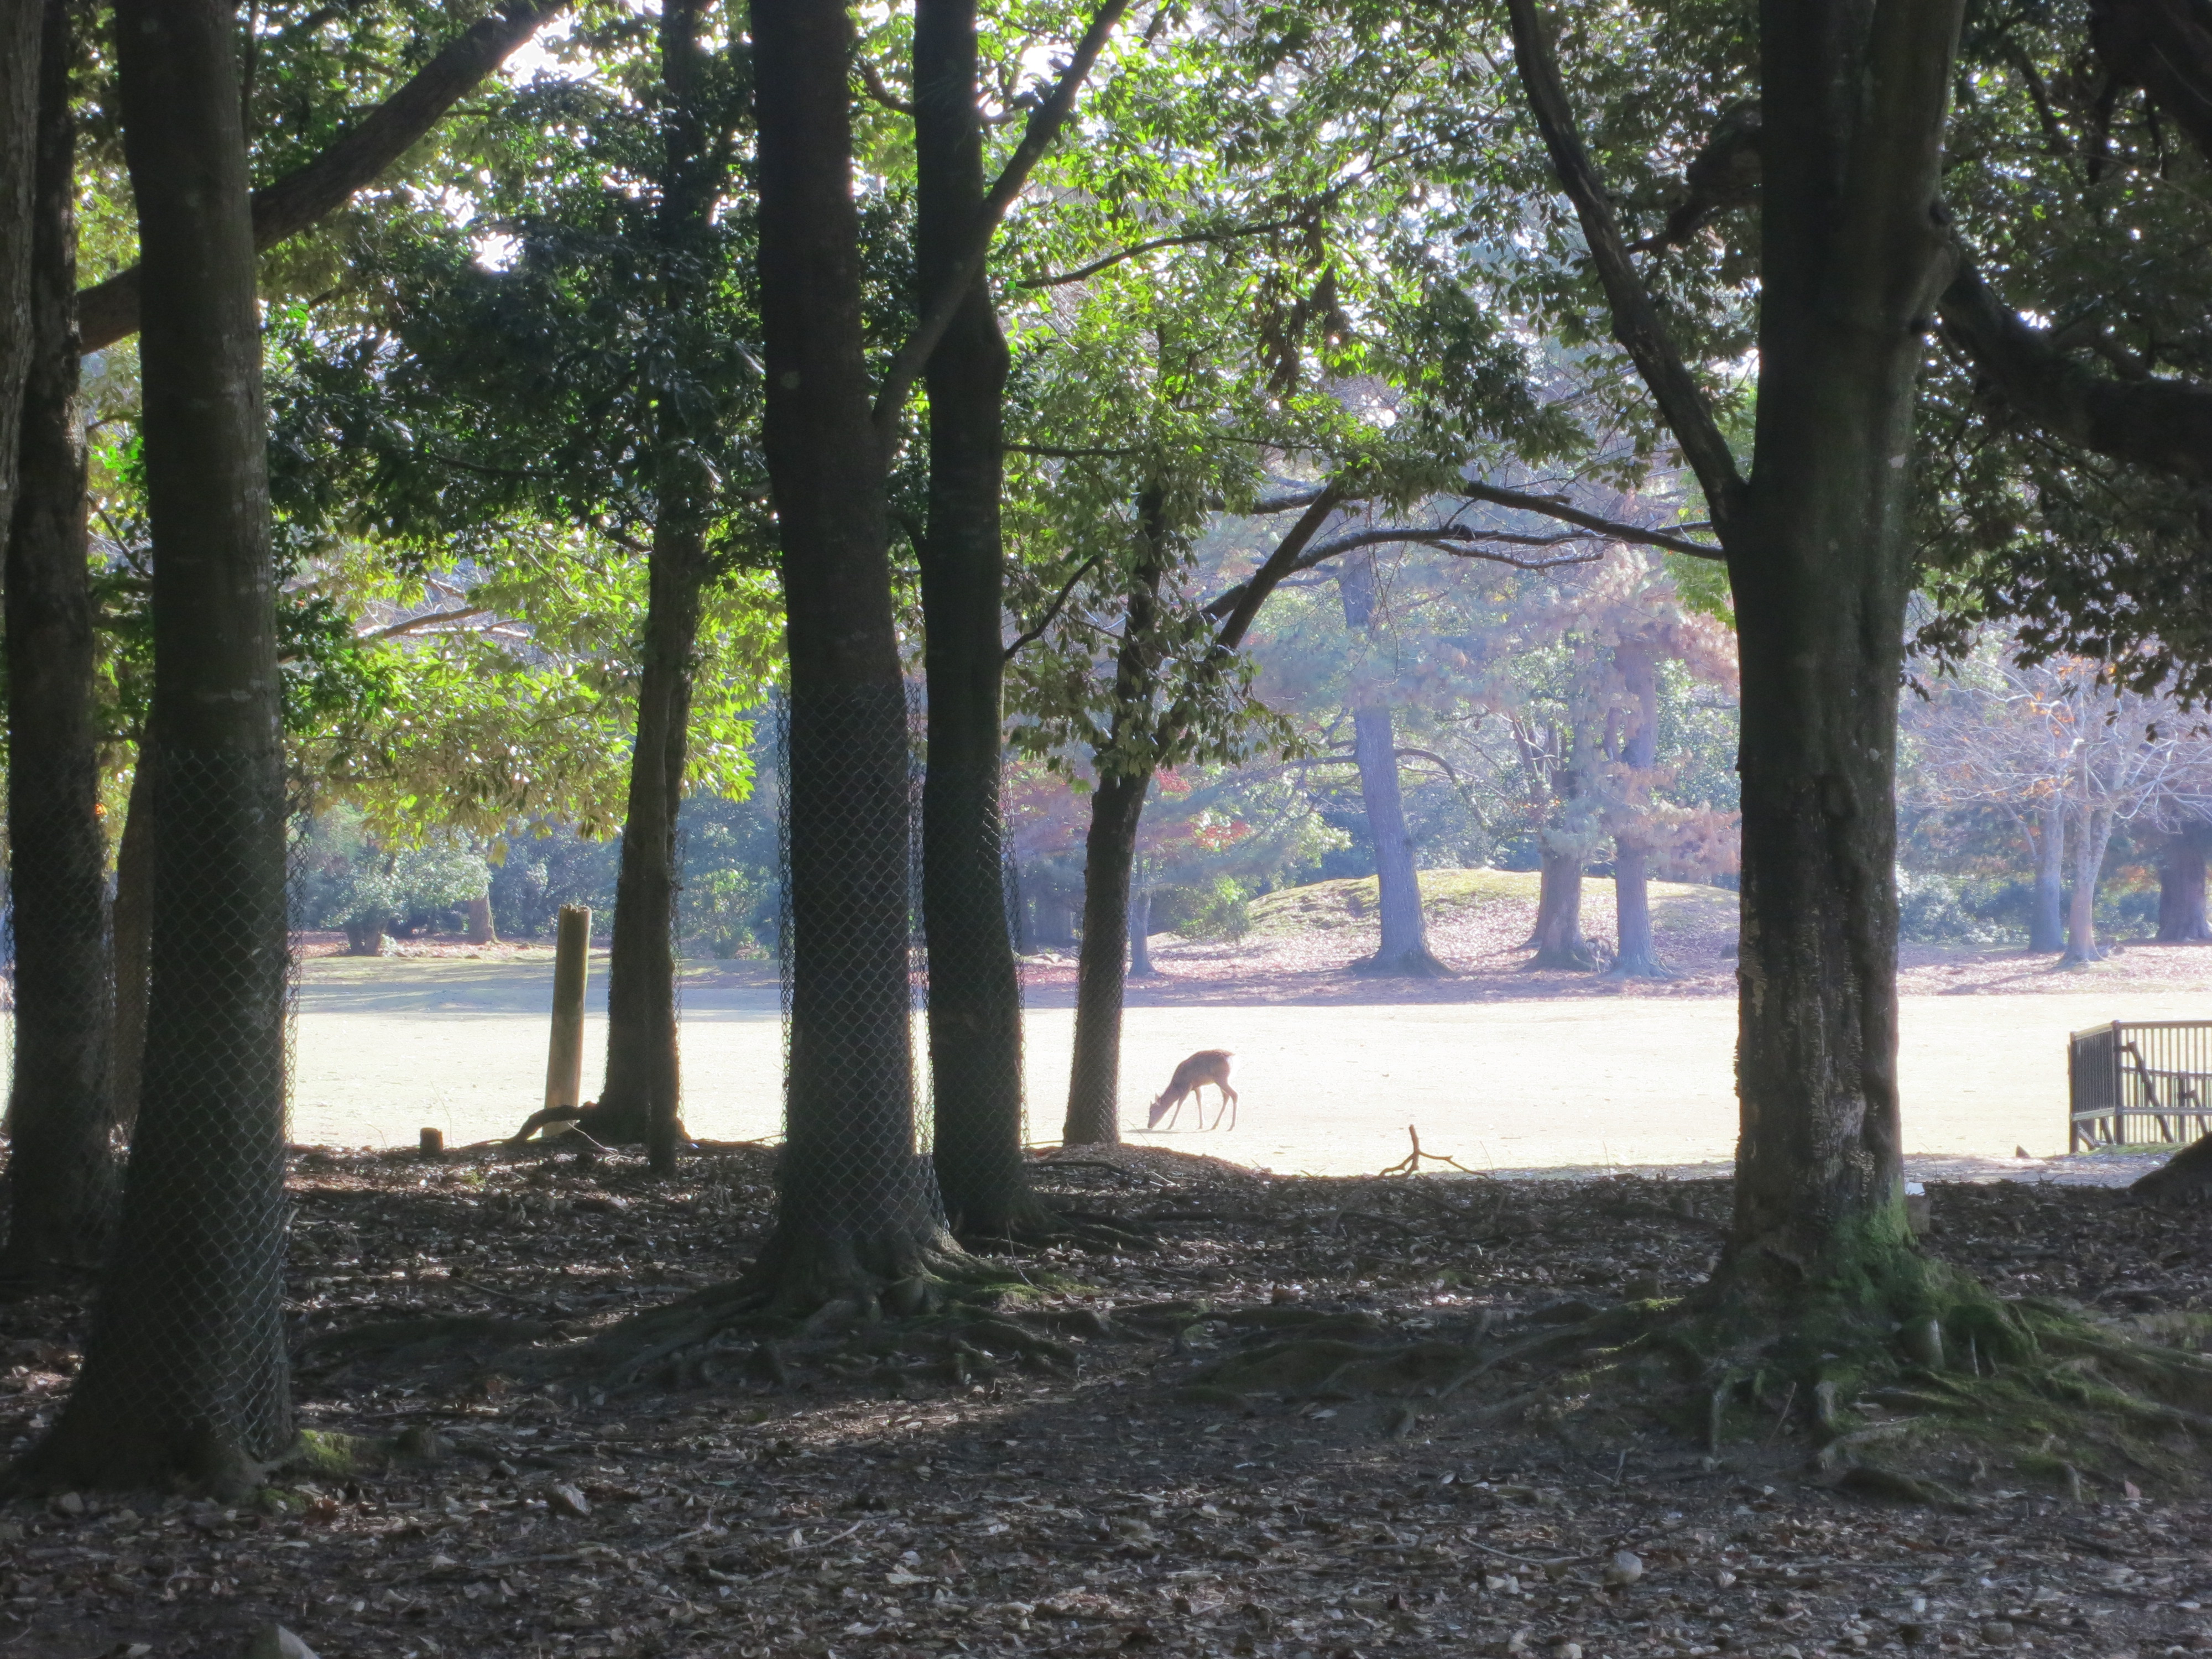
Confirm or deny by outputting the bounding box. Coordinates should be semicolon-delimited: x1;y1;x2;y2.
286;868;2212;1176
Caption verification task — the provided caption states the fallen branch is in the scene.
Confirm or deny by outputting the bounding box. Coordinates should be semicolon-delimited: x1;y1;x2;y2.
1378;1125;1481;1178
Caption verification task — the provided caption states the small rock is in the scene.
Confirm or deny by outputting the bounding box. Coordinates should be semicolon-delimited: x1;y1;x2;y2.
1604;1550;1644;1587
549;1483;592;1517
1979;1620;2016;1645
51;1491;85;1517
2124;1480;2143;1501
244;1625;320;1659
1715;1571;1738;1589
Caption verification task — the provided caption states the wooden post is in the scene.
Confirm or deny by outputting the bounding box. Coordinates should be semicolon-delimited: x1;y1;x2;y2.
545;905;591;1115
418;1127;444;1159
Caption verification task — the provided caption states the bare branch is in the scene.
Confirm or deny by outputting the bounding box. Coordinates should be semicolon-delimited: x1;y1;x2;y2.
1453;480;1724;560
1210;485;1350;649
358;604;494;641
1503;0;1746;538
1022;218;1302;288
872;0;1133;450
1203;523;1604;623
855;56;914;116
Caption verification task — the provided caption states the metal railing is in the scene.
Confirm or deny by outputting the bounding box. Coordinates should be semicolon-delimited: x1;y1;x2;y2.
2069;1020;2212;1149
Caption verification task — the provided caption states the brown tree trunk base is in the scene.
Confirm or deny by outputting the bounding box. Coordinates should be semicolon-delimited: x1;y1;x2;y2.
1353;945;1455;978
6;1417;287;1501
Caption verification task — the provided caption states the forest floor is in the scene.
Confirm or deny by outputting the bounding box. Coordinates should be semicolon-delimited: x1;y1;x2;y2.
8;1145;2212;1659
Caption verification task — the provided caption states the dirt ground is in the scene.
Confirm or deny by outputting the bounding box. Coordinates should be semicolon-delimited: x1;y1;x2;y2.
8;1146;2212;1659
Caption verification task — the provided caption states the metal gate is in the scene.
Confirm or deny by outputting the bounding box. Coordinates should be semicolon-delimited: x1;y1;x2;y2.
2069;1020;2212;1149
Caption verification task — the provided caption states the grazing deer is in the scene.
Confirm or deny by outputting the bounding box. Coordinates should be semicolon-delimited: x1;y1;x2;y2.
1147;1049;1238;1131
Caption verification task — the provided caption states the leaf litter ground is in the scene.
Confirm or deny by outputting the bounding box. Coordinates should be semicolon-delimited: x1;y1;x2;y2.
6;1144;2212;1659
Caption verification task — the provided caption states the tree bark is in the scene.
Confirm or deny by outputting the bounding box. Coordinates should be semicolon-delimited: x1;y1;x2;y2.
1063;769;1149;1146
0;0;38;559
18;0;291;1493
747;0;947;1303
2062;802;2112;964
1720;1;1964;1286
1126;879;1155;977
1608;638;1669;977
1528;846;1594;968
1062;491;1171;1147
75;0;570;354
108;750;154;1135
464;893;497;945
914;0;1046;1237
2030;798;2065;952
2157;827;2211;942
1339;553;1448;977
1;0;117;1283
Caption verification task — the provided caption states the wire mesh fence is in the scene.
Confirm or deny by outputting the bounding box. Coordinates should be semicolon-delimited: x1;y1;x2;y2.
53;745;294;1460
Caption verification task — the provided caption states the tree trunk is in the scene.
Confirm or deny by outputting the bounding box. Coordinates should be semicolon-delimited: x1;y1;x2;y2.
344;919;387;956
1528;846;1594;968
914;0;1045;1238
1339;553;1448;977
1127;880;1155;977
2157;827;2211;942
1609;639;1668;977
1720;3;1964;1289
747;0;947;1304
0;0;38;559
1;0;117;1282
598;0;715;1178
108;752;154;1137
2062;802;2111;965
19;0;291;1493
463;894;496;945
2030;799;2065;952
1062;769;1149;1146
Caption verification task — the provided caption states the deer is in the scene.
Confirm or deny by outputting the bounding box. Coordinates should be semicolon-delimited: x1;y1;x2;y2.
1146;1048;1238;1131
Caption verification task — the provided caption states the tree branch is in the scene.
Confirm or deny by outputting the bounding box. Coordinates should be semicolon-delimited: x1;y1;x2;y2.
358;604;493;641
1209;486;1350;649
1937;259;2212;484
1203;522;1604;624
80;0;571;353
1453;481;1724;560
871;0;1133;449
1503;0;1746;539
1022;218;1303;288
1003;552;1104;660
855;56;914;116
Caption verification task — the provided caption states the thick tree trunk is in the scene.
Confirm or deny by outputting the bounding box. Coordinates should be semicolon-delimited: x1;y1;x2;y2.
2030;799;2066;952
2062;804;2111;965
1339;554;1447;977
1721;3;1963;1288
1528;847;1594;968
1126;880;1155;977
19;0;291;1493
747;0;947;1303
108;752;153;1135
0;0;37;555
1609;639;1669;978
2157;828;2211;943
1;0;117;1282
464;894;496;945
1062;770;1149;1146
915;0;1044;1238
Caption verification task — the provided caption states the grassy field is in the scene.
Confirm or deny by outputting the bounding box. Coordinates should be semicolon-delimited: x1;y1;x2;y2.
1244;867;1735;939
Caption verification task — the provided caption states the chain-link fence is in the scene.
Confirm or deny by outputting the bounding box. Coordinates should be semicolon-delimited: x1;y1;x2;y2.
48;745;294;1464
772;684;946;1244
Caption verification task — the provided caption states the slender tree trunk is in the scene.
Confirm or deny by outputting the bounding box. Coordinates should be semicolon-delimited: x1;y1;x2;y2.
2062;803;2109;965
1338;554;1446;977
1062;490;1171;1147
1528;847;1594;968
747;0;947;1303
108;750;154;1135
464;894;496;945
1127;880;1155;977
1720;3;1963;1288
2157;828;2211;943
914;0;1045;1237
1063;770;1149;1146
17;0;291;1492
598;0;715;1177
1;0;117;1282
1609;639;1668;977
2030;799;2065;952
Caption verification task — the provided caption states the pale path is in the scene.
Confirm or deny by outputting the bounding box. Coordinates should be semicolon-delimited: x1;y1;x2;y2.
288;956;2206;1177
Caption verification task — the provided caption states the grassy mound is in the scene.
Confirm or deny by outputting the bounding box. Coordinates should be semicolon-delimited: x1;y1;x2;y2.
1244;867;1735;940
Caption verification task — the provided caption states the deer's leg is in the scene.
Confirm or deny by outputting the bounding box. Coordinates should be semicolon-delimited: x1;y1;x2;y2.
1220;1084;1238;1131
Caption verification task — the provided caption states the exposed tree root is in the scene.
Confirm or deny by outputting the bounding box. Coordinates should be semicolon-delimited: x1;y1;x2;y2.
1353;946;1456;979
